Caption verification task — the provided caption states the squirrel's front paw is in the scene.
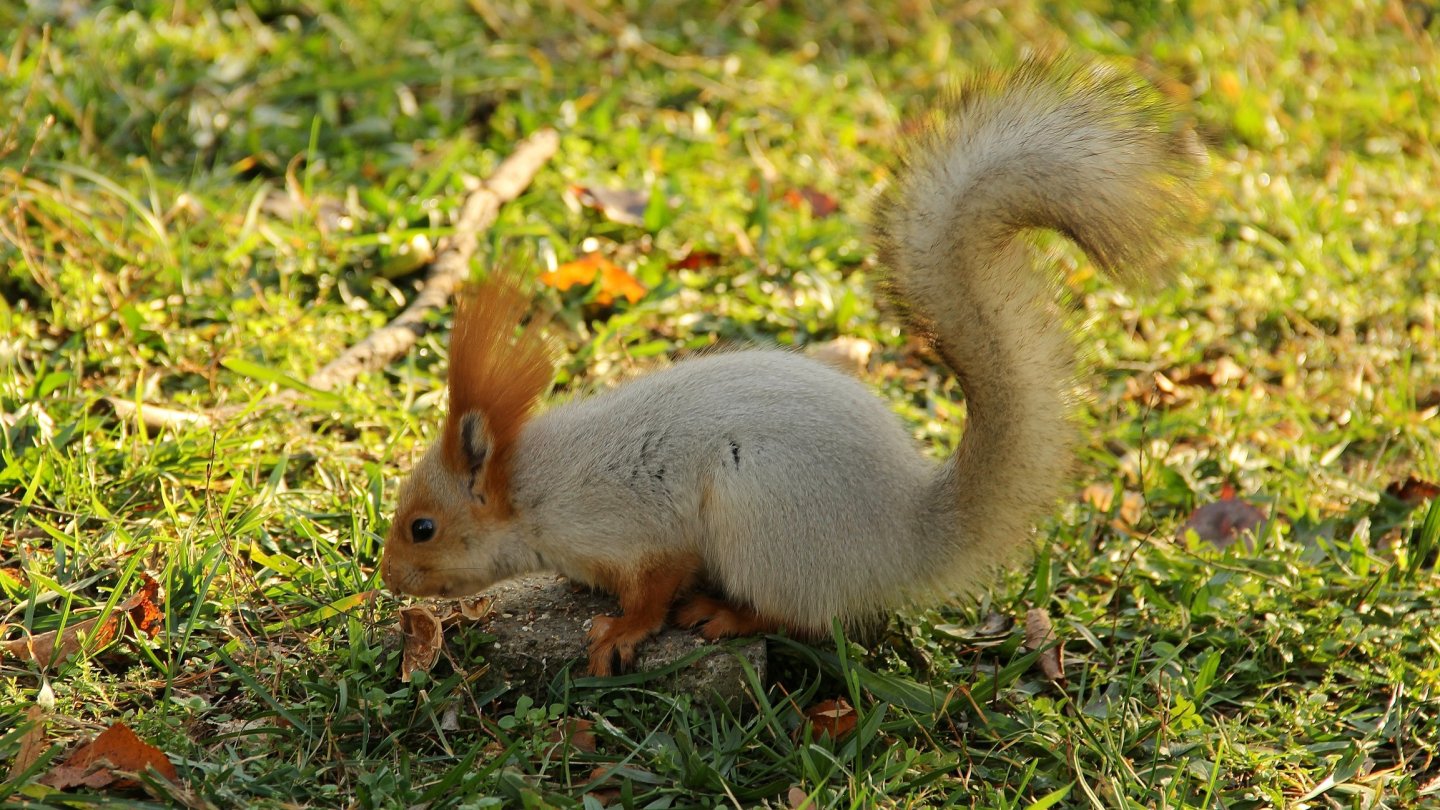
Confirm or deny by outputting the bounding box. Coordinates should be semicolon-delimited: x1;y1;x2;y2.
585;614;645;676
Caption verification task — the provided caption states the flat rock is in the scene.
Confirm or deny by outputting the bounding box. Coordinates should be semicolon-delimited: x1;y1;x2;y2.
472;575;765;709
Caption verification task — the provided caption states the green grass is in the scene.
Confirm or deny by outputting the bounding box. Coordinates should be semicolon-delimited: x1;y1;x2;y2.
3;0;1439;807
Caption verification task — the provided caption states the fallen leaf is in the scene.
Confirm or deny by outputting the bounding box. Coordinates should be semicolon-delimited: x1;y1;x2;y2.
538;253;647;305
782;186;840;217
1416;387;1440;412
1123;371;1189;408
1174;358;1248;389
585;766;624;806
1;573;163;669
545;718;597;753
1179;495;1267;548
1023;608;1065;683
668;249;722;271
789;786;812;809
440;704;461;732
458;596;494;621
398;605;443;682
126;574;165;638
572;185;650;227
1081;485;1144;527
1210;357;1247;386
801;698;857;740
1386;475;1440;506
41;721;179;791
932;611;1014;646
1081;483;1115;512
7;705;48;783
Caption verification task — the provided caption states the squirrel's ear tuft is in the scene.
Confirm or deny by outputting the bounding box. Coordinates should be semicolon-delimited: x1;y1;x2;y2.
441;271;555;515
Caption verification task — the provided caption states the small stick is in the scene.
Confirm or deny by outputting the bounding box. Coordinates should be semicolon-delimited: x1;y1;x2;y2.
101;397;213;430
303;128;560;394
104;129;560;428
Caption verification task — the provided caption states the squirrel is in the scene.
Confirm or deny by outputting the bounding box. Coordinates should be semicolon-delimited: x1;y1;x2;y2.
379;58;1206;677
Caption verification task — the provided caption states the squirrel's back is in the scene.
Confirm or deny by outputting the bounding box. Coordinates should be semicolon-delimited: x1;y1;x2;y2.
513;349;937;626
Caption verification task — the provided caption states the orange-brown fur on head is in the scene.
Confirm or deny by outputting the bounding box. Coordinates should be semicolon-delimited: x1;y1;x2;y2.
380;272;554;598
442;273;555;514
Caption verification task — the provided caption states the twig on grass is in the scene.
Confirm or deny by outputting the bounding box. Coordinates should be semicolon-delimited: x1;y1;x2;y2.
100;397;214;429
103;128;561;429
301;128;560;394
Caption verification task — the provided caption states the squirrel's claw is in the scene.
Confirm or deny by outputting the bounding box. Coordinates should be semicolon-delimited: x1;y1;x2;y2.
585;614;644;676
676;594;783;640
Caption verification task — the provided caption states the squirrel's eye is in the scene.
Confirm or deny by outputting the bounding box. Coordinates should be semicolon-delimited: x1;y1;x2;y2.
410;518;436;543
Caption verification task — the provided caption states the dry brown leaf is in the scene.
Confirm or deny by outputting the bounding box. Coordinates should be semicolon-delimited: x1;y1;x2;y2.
1174;358;1248;389
1386;475;1440;506
1117;491;1145;527
1179;494;1267;548
1081;483;1116;512
668;249;722;271
1024;608;1065;683
2;573;163;669
398;605;443;682
458;596;494;622
801;698;857;740
572;185;650;227
440;704;461;732
546;718;597;753
1081;485;1144;527
586;765;624;806
7;705;48;782
782;186;840;217
2;614;110;666
1210;357;1247;386
41;721;179;791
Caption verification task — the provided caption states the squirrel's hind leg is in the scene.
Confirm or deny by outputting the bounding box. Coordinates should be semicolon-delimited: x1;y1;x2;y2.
675;594;789;640
585;554;701;676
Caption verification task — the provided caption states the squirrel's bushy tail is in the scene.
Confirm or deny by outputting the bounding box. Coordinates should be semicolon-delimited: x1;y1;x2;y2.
873;57;1206;596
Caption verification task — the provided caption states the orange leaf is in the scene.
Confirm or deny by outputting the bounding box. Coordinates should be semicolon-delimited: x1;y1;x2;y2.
538;253;604;292
41;721;179;791
126;573;164;639
595;259;646;305
398;605;443;682
538;253;646;305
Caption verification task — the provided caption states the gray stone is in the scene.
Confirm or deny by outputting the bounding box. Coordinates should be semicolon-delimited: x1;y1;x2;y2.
470;575;766;709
